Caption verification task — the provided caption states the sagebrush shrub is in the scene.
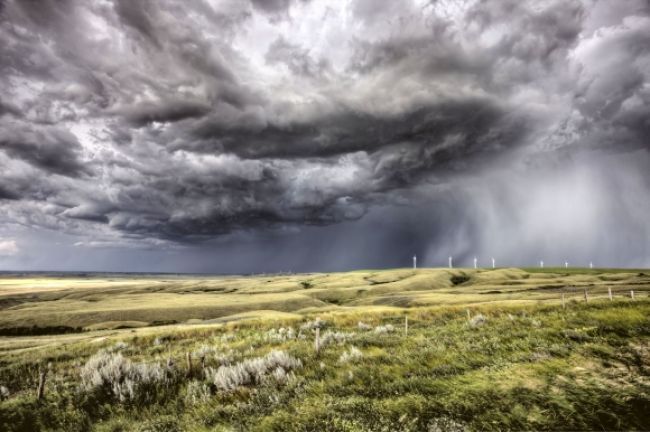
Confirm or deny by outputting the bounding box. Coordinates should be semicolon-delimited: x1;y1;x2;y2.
338;346;363;364
374;324;395;334
357;321;372;331
79;351;172;403
0;385;9;401
205;350;301;392
264;327;296;343
469;314;487;327
320;330;355;348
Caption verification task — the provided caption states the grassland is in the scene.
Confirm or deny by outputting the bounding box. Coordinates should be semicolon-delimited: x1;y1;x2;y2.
0;268;649;431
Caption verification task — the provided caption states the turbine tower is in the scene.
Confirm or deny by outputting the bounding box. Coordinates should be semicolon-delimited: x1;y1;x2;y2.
589;262;593;269
540;260;544;268
565;261;569;269
491;257;495;269
473;257;478;269
413;255;417;269
449;256;453;269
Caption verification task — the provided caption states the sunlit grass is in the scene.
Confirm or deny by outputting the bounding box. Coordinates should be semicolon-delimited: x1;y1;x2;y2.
0;269;649;430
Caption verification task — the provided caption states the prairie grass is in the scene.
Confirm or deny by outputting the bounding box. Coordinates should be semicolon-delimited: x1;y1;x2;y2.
0;269;649;430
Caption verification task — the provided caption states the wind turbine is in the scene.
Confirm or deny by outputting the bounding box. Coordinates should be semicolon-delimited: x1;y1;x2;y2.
473;257;478;269
448;256;453;269
491;257;495;269
540;260;544;268
413;255;417;269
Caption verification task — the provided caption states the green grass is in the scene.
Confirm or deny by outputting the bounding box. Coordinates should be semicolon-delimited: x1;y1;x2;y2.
1;269;649;431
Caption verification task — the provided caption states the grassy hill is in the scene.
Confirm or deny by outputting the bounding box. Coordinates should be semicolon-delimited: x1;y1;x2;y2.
1;267;648;332
0;268;649;431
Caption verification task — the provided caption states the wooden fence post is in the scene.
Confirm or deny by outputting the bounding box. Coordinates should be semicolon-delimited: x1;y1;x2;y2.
404;316;408;337
36;364;49;401
314;327;320;355
608;287;613;301
466;309;471;320
631;290;635;300
584;288;589;303
186;352;192;377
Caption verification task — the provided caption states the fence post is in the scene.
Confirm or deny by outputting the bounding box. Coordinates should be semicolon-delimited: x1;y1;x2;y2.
561;292;565;309
186;352;192;377
314;327;320;355
608;287;613;301
466;309;471;320
404;316;408;337
631;290;635;300
36;364;49;401
584;288;589;303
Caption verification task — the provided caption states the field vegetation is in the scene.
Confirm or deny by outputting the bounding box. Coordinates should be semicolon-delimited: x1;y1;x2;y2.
0;268;649;431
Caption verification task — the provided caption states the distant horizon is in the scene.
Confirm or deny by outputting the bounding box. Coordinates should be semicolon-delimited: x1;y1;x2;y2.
1;264;648;277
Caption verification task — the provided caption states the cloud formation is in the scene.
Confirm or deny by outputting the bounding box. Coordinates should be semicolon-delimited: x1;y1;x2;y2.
0;0;649;270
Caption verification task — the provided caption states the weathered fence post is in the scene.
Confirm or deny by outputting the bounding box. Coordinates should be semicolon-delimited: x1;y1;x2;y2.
186;352;192;377
631;290;635;300
200;354;206;370
36;364;49;401
404;316;408;337
584;288;589;303
608;287;613;301
314;327;320;355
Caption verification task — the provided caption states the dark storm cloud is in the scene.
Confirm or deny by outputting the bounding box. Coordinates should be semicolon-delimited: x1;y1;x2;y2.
250;0;291;15
113;0;161;48
122;98;212;127
0;98;21;118
0;0;648;268
0;122;89;177
0;186;19;201
188;98;512;158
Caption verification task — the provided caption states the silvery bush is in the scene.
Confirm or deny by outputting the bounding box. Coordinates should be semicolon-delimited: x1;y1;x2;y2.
205;350;301;392
264;327;296;343
374;324;395;334
320;330;355;348
469;314;487;328
338;346;363;364
357;321;372;331
79;351;172;403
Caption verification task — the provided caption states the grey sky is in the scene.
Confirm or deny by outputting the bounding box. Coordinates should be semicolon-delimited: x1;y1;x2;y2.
0;0;649;272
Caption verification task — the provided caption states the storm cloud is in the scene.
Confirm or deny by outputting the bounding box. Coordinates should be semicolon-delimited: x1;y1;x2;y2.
0;0;649;272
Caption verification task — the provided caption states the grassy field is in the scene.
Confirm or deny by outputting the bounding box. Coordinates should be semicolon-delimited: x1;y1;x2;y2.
0;268;649;431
